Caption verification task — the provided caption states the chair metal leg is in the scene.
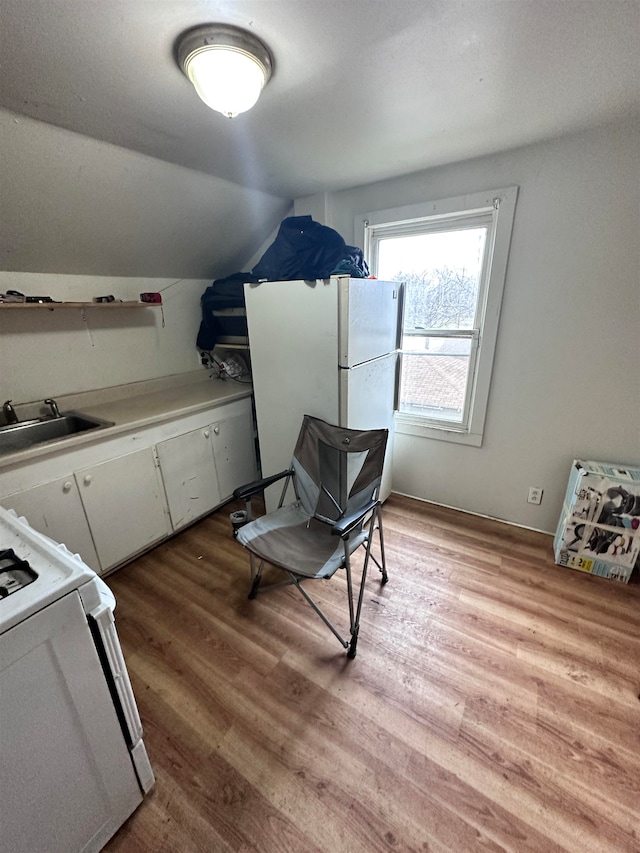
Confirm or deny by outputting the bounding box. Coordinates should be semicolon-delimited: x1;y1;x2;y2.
345;550;367;659
245;505;388;656
248;555;265;599
248;575;262;599
289;574;349;649
376;510;388;584
345;505;387;658
347;627;359;659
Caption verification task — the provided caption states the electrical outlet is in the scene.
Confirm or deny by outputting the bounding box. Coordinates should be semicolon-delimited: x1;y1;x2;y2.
528;487;543;505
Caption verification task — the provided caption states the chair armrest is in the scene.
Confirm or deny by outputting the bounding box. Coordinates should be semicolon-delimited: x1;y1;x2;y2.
331;498;379;539
233;469;293;501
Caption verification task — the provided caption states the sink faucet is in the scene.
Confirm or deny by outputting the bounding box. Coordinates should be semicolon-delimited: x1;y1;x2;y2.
2;400;19;425
44;398;61;418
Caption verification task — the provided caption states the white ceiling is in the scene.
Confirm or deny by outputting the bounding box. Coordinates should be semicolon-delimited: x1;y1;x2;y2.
1;0;638;200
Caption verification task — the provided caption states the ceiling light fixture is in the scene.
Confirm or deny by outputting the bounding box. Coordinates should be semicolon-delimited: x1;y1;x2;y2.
177;24;273;119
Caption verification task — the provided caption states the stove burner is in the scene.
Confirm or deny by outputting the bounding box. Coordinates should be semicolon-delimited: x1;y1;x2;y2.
0;548;38;598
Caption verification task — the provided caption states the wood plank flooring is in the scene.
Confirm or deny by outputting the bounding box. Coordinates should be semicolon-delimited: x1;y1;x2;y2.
103;494;640;853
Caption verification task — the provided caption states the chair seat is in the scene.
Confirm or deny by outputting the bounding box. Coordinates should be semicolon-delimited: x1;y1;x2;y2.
237;503;367;579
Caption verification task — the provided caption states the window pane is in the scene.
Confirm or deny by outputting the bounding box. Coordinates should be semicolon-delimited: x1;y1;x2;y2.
399;335;472;423
377;228;486;331
365;186;517;441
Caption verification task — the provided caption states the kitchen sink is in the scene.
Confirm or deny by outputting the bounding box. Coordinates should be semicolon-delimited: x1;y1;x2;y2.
0;412;114;456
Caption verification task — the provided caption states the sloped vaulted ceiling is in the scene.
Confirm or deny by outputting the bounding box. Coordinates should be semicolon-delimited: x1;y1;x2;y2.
2;0;638;197
1;0;638;277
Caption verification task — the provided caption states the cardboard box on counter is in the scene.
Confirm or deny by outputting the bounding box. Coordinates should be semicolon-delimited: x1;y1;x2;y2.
553;460;640;584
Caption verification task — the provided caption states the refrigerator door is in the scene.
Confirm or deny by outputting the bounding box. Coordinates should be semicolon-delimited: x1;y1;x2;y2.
245;279;340;513
337;276;403;367
339;352;398;501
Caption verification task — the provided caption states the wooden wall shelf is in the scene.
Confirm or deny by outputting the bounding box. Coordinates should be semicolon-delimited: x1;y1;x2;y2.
0;301;158;309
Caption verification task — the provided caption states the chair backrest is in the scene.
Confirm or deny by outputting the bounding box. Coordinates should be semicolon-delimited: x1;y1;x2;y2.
291;415;388;523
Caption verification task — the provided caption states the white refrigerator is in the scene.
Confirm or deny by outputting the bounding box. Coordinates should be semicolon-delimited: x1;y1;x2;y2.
244;274;403;511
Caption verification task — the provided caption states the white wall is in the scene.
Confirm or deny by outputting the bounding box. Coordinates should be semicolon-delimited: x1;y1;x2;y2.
0;272;208;404
297;117;640;532
0;108;290;407
0;109;289;279
4;107;637;533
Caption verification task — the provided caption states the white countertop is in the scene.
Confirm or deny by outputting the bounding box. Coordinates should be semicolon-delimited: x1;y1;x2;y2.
0;372;252;470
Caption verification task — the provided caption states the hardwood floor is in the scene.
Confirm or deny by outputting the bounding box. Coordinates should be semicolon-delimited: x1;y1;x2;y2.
103;494;640;853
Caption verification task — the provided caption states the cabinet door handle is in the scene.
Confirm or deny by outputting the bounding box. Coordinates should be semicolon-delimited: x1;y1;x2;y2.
213;426;220;435
62;481;73;493
83;474;92;486
203;430;210;438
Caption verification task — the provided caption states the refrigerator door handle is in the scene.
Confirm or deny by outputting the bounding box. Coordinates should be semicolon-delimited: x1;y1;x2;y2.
394;351;401;412
395;282;405;351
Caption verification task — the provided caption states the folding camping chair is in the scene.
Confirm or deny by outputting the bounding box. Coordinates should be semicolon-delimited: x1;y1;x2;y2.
233;414;389;659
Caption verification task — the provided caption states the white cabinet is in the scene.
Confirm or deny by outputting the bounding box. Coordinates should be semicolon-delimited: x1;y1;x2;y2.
0;476;101;572
0;393;256;572
156;408;256;532
210;411;257;501
156;428;221;532
76;448;170;571
1;448;170;574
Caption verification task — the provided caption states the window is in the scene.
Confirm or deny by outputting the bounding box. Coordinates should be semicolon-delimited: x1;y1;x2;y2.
360;187;517;446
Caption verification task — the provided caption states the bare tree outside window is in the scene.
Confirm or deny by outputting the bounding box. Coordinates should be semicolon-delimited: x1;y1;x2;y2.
364;186;518;444
395;266;479;330
377;227;486;423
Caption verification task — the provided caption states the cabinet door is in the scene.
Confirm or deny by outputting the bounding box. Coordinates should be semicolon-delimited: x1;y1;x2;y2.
156;427;221;531
0;477;101;573
211;413;257;501
76;448;170;571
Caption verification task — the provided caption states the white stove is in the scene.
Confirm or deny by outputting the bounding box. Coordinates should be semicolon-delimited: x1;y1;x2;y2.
0;505;153;853
0;507;97;630
0;546;38;597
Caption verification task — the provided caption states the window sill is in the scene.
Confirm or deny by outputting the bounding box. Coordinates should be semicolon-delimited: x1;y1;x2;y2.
394;413;483;447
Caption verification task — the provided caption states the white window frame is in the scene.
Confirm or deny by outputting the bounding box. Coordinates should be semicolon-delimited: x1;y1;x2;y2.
358;186;518;447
